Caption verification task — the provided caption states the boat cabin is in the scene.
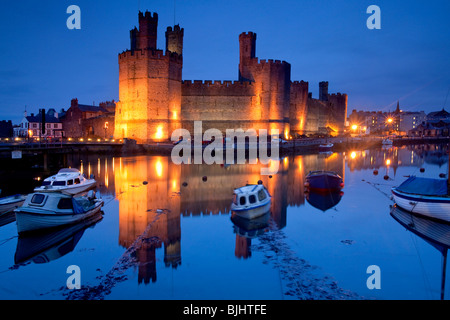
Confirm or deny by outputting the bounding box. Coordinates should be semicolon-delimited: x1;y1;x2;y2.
232;184;270;208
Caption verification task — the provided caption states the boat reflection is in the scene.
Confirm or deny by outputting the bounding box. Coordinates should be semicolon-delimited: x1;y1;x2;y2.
390;204;450;300
14;212;103;265
305;189;343;212
231;210;271;259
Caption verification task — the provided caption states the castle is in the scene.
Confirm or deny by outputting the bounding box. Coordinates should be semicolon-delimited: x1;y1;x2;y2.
114;11;347;143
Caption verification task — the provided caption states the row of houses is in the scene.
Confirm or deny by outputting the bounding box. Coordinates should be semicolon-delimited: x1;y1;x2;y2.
347;102;450;137
12;99;116;140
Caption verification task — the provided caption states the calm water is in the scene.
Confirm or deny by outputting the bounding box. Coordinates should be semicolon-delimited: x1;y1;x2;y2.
0;144;449;300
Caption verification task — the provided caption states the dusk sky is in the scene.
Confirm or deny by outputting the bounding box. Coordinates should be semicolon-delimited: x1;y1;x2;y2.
0;0;449;124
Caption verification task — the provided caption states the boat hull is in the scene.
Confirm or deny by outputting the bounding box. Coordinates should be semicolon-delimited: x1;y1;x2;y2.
0;197;25;215
231;201;271;220
391;188;450;222
306;171;343;192
15;201;103;234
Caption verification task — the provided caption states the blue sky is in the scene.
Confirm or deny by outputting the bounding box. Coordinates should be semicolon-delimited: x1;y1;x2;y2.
0;0;449;124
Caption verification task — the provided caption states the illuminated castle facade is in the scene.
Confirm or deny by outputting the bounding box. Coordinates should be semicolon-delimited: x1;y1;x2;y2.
114;11;348;143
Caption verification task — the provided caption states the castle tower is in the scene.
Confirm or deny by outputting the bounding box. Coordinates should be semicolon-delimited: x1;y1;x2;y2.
136;11;158;50
319;81;328;101
238;32;257;82
165;25;184;56
114;11;183;143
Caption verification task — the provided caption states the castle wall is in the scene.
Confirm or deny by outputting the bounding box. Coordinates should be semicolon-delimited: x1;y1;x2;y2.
114;11;347;143
290;81;309;135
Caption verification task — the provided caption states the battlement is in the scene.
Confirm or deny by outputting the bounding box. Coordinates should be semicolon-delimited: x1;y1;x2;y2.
167;25;183;33
138;10;158;22
119;48;182;63
329;92;347;98
291;80;308;86
182;80;254;96
239;31;257;39
182;80;253;87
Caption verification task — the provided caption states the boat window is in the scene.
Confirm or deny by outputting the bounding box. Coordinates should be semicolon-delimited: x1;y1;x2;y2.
249;194;257;204
57;198;73;210
53;181;66;186
258;189;267;201
42;181;51;186
239;196;246;206
74;178;80;184
31;194;46;204
67;179;74;185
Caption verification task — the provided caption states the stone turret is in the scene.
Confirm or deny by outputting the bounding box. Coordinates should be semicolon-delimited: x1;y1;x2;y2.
166;25;184;56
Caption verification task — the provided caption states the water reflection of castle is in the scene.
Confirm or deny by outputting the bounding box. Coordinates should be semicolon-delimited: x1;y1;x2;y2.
69;144;447;285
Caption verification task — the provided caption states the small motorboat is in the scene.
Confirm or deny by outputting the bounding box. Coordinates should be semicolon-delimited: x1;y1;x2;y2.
391;176;450;222
15;211;103;264
305;170;344;192
0;194;26;216
14;190;104;234
382;138;393;145
231;184;271;219
34;168;96;195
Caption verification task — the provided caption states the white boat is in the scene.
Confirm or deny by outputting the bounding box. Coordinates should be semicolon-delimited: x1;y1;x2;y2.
14;191;104;234
34;168;96;195
391;176;450;222
231;184;271;219
0;194;26;215
382;138;393;145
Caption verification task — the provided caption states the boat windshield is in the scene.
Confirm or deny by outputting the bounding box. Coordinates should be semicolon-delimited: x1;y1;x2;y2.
42;181;51;186
239;196;246;206
258;189;267;201
53;181;66;186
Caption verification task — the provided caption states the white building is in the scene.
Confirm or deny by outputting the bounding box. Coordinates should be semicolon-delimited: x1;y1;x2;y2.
15;109;64;139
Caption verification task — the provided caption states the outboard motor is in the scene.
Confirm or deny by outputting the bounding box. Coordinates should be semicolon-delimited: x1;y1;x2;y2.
87;190;95;200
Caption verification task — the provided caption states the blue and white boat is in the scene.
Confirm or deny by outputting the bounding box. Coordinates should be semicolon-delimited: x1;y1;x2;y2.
231;184;271;219
391;176;450;222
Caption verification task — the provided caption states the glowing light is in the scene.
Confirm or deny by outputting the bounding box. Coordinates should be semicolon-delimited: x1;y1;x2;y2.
350;151;357;159
386;159;391;166
351;125;358;131
155;126;164;140
173;111;177;120
387;118;393;123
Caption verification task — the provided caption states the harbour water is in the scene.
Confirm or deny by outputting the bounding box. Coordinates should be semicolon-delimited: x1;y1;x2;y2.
0;144;449;300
